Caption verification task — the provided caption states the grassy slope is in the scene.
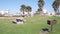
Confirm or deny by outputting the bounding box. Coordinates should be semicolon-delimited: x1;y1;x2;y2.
0;16;60;34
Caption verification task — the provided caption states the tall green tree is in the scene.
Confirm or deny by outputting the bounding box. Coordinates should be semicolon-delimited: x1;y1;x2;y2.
20;4;26;15
52;0;60;15
38;0;44;14
26;6;32;15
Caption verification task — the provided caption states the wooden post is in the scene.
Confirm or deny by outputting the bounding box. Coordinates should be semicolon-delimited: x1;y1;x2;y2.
51;25;53;32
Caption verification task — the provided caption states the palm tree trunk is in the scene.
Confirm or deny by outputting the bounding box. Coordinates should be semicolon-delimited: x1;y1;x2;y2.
40;7;43;15
58;8;59;16
22;10;25;17
28;11;29;16
54;10;56;16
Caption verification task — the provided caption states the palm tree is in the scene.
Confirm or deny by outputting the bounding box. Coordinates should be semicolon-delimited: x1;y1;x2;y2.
52;0;60;15
52;1;58;15
20;4;26;16
38;0;44;14
56;0;60;13
26;6;32;16
37;8;41;14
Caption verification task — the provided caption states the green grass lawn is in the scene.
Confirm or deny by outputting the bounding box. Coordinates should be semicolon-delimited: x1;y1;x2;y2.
0;16;60;34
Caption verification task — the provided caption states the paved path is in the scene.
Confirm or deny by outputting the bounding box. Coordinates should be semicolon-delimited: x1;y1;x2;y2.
39;30;48;34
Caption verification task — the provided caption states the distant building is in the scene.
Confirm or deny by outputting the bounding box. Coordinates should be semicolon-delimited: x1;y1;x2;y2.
0;9;9;16
0;11;4;15
12;13;21;17
56;12;60;16
4;9;9;16
21;11;34;17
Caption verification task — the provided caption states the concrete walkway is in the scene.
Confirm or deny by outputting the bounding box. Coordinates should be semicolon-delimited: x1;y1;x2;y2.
39;30;48;34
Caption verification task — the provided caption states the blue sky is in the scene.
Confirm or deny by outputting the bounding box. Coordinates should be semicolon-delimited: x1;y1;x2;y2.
0;0;55;14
